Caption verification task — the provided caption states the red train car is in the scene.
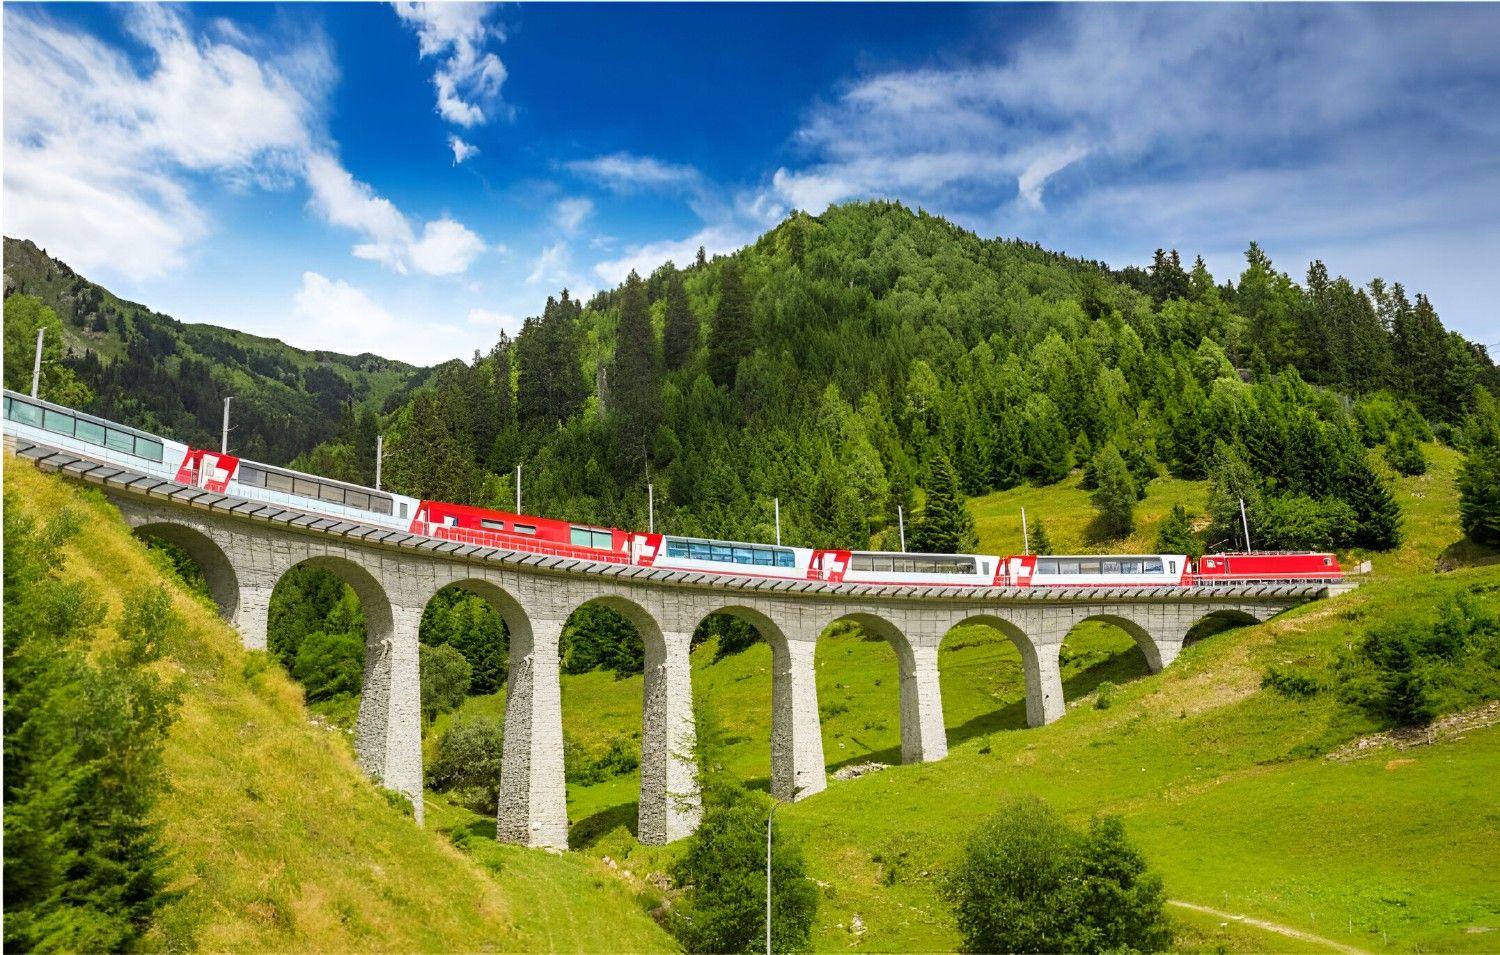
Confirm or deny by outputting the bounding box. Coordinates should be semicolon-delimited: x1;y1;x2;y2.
1193;552;1342;584
413;500;631;563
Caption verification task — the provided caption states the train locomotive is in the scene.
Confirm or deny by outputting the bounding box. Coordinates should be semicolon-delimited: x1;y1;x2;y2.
4;388;1343;588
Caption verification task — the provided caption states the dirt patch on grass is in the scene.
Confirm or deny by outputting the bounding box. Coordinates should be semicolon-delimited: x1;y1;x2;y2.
1326;701;1500;762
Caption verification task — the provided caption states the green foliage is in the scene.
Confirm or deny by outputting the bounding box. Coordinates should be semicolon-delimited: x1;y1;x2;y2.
1154;503;1197;555
427;715;506;814
1261;666;1322;699
291;630;364;703
564;735;640;786
4;293;94;407
267;566;365;670
1089;443;1136;540
3;496;181;951
610;270;662;477
1335;590;1500;727
420;643;473;723
1253;493;1358;551
562;604;644;677
1458;445;1500;547
1206;441;1259;550
706;259;752;389
911;453;977;554
669;783;818;954
1093;681;1117;710
945;796;1169;954
662;266;699;372
1384;428;1428;476
1029;519;1054;556
420;587;508;694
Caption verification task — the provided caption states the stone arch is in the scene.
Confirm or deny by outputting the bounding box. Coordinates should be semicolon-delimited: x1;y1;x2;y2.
1180;606;1267;653
814;610;937;767
944;614;1058;730
1072;612;1164;671
132;521;239;622
690;603;822;802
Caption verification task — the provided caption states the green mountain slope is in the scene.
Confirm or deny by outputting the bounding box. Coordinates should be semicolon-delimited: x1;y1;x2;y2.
3;237;424;465
3;457;675;953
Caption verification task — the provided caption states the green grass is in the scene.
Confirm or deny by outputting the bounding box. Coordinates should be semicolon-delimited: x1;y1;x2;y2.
421;442;1500;952
5;459;676;953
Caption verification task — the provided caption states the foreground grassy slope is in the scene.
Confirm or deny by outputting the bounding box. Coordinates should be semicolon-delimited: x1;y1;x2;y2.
4;459;675;953
430;441;1498;951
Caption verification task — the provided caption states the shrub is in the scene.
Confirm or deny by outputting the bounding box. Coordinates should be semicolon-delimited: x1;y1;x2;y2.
1336;591;1500;727
4;499;181;951
1253;493;1357;550
292;630;363;702
564;735;640;786
419;642;472;722
428;715;506;814
1261;666;1321;699
1094;681;1117;710
1384;429;1427;476
669;784;818;954
945;796;1169;954
1154;504;1197;555
1089;443;1137;540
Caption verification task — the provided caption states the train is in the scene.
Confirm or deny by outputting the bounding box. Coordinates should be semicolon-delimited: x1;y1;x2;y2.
3;388;1344;588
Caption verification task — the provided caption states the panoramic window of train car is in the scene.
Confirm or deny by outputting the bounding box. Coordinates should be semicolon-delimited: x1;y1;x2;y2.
570;527;614;549
666;536;794;567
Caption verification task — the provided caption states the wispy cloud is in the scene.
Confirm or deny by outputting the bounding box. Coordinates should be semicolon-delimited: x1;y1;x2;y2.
552;197;594;236
392;2;508;128
566;151;700;193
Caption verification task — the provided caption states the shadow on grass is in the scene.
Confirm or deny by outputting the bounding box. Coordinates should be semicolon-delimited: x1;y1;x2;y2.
569;800;638;850
1437;538;1500;573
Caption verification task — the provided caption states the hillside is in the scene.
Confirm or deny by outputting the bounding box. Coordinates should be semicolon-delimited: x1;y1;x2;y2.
2;237;424;466
426;439;1499;952
2;457;676;953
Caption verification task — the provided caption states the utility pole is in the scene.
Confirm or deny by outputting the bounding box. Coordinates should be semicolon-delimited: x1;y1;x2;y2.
897;505;906;552
1021;507;1030;555
374;434;383;491
220;396;234;454
30;327;44;398
515;464;522;514
774;497;781;546
648;483;655;534
1239;498;1253;552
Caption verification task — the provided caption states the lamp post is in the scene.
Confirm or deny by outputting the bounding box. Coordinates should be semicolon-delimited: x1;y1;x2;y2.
30;327;44;398
375;434;383;490
897;505;906;552
774;497;781;546
220;396;234;454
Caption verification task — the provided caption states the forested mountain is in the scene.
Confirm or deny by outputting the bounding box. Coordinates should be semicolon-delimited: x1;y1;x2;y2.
299;202;1496;554
2;237;423;464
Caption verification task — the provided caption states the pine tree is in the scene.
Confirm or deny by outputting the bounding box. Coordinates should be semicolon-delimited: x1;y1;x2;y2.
1090;443;1137;540
706;260;753;389
1155;503;1197;554
1459;445;1500;547
1030;519;1054;556
1384;427;1427;476
1207;441;1261;550
611;271;662;478
910;454;977;554
662;268;699;372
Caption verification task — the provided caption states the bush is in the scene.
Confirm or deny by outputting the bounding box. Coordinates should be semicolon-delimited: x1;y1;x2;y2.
292;630;363;702
1336;591;1500;727
4;499;181;951
420;643;473;722
1253;493;1357;550
1261;666;1321;699
1384;429;1427;476
428;715;505;814
1093;681;1117;710
669;783;818;954
1154;504;1197;555
946;796;1169;954
564;735;640;786
1089;443;1137;540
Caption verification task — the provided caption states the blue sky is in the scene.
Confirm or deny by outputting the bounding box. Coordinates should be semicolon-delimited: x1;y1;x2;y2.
5;3;1498;364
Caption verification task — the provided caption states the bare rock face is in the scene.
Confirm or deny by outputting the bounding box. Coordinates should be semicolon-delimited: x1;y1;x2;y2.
831;762;891;782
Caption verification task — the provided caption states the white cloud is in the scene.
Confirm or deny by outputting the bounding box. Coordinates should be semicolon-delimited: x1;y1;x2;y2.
288;272;469;364
592;225;750;286
449;135;479;164
566;152;700;192
392;2;508;128
3;6;324;277
467;307;518;332
5;7;489;281
527;241;573;286
552;197;594;235
1016;145;1089;210
408;218;487;276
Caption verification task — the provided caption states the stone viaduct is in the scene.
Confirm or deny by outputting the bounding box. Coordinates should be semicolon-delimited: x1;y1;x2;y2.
12;439;1346;850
